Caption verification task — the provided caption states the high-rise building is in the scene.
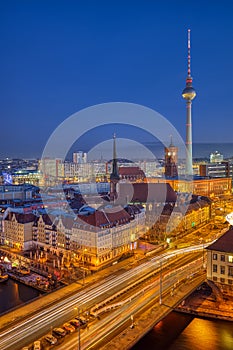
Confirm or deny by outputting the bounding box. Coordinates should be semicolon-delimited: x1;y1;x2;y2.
38;158;64;185
182;29;196;176
210;151;224;163
73;151;87;164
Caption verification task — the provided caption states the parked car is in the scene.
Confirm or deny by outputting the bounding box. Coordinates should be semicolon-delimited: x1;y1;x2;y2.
33;340;41;350
63;322;75;333
52;327;67;338
70;319;81;328
44;334;57;345
75;316;87;325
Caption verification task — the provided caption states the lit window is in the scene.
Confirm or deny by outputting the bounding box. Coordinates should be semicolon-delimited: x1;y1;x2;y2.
213;253;217;260
229;256;233;263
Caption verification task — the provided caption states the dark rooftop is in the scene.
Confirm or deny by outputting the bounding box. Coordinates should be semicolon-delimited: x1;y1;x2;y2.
206;228;233;253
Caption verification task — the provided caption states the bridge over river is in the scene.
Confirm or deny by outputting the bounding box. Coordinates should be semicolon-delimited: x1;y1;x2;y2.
99;273;206;350
0;245;207;350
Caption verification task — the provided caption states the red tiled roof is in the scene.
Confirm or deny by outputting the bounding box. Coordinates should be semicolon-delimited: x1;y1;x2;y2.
206;228;233;253
105;206;131;224
78;210;109;228
118;182;177;203
119;167;145;176
77;205;132;228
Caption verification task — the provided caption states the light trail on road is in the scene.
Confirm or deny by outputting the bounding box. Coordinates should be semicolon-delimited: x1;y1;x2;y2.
0;243;208;350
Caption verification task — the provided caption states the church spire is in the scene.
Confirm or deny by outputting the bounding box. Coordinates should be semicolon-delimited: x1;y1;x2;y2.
110;133;120;202
110;133;120;181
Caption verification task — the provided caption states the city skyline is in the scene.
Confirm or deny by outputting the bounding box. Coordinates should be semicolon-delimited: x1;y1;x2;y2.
0;1;233;159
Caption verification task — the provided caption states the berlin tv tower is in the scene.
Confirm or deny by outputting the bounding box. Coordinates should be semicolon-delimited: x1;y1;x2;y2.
182;29;196;177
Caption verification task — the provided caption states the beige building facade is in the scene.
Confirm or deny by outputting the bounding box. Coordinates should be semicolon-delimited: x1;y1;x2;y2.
206;228;233;296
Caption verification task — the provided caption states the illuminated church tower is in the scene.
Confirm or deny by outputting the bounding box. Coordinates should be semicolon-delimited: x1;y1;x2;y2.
110;133;120;201
164;136;178;178
182;29;196;177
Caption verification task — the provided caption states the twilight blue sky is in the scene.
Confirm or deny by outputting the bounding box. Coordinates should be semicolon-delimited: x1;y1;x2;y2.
0;0;233;158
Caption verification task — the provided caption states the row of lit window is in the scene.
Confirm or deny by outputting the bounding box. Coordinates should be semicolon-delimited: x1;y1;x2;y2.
213;253;233;263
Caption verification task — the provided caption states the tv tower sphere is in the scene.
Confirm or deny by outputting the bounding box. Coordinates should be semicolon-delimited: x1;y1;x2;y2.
182;85;196;100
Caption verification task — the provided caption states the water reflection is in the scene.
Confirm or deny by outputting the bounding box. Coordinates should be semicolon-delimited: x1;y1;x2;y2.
133;312;194;350
169;318;233;350
0;278;40;314
132;312;233;350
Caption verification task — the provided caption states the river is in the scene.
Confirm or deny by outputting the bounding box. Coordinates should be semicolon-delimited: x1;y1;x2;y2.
0;278;41;315
132;311;233;350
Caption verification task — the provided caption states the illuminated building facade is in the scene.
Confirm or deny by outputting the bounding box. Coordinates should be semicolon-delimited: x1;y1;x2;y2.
39;158;64;186
0;184;39;203
151;177;231;197
166;198;211;234
210;151;224;163
73;151;87;164
2;212;35;250
206;228;233;296
199;162;233;179
2;204;145;268
72;205;145;268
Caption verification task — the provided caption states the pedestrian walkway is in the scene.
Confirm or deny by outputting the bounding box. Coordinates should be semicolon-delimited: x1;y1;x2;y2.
175;285;233;321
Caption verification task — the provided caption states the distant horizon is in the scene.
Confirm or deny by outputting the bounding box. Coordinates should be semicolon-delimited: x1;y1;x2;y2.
1;141;233;161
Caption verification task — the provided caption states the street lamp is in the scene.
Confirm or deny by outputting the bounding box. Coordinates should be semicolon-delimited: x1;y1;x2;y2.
82;248;87;286
74;307;81;350
159;260;162;305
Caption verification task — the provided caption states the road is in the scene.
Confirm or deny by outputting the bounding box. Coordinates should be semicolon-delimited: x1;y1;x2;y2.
0;244;207;350
57;256;204;350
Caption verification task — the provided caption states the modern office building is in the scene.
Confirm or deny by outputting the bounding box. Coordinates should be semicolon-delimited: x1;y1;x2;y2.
199;162;233;179
210;151;224;163
0;184;39;203
73;151;87;164
39;158;64;185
